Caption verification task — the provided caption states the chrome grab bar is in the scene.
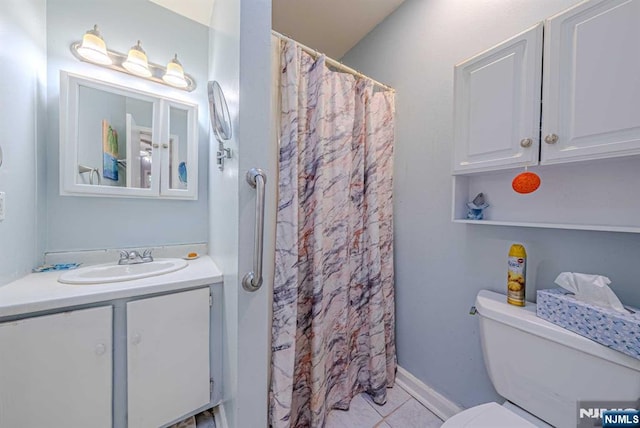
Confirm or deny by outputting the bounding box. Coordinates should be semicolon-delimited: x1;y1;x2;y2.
242;168;267;292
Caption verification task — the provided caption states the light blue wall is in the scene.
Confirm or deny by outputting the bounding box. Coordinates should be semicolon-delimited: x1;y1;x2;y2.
208;0;274;426
46;0;210;252
342;0;640;409
208;0;241;425
236;0;275;426
0;0;47;285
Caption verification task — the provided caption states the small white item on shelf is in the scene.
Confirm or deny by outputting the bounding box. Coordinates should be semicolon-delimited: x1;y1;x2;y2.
554;272;626;314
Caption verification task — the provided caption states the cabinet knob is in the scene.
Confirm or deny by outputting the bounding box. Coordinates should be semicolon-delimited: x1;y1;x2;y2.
544;134;559;144
520;138;533;148
95;343;107;355
152;143;159;149
162;143;169;149
131;333;142;345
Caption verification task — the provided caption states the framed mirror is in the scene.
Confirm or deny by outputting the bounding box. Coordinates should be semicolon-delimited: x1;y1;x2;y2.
60;71;198;199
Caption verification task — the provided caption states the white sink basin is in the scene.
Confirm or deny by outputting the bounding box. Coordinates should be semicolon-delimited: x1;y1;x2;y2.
58;258;188;284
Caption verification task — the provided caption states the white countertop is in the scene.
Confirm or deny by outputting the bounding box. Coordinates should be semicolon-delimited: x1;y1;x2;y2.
0;256;223;318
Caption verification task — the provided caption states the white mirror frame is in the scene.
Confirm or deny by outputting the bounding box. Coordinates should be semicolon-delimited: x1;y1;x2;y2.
60;71;198;200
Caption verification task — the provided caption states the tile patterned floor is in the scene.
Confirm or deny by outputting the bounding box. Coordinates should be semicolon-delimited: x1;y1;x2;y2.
326;385;443;428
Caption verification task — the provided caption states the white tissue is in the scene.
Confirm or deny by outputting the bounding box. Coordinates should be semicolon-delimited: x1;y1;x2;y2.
554;272;627;314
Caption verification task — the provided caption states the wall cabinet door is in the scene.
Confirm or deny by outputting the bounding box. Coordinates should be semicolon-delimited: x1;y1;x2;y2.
541;0;640;164
453;23;543;174
159;101;199;199
127;288;210;428
0;306;112;428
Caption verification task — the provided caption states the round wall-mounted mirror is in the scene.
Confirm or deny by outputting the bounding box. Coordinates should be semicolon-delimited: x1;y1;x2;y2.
208;81;232;143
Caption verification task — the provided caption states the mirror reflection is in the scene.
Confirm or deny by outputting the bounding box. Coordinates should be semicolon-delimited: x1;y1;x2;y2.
169;106;189;190
77;85;154;189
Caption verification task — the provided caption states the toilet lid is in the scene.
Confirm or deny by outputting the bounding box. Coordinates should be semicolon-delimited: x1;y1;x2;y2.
442;403;538;428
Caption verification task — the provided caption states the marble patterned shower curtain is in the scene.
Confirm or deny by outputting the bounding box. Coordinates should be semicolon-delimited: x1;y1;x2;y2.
270;39;396;428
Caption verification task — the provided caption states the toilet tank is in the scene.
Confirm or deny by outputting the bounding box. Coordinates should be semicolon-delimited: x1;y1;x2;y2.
476;290;640;428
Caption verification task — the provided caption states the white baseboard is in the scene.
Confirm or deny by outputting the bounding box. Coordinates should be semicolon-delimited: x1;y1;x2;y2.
395;366;464;421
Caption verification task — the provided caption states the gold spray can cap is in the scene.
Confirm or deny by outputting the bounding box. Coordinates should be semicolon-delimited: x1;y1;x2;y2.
509;244;527;258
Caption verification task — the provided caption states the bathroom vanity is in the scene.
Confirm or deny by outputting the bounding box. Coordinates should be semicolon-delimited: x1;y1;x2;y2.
0;256;223;428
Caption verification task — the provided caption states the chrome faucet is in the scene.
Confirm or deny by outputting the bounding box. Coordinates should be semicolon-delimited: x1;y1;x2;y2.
118;249;154;265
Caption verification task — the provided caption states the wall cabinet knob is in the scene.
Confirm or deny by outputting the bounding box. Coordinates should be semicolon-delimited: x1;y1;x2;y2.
152;144;159;149
544;134;559;144
520;138;533;148
162;143;169;149
95;343;107;355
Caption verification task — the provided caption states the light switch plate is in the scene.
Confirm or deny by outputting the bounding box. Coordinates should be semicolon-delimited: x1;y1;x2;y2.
0;192;5;221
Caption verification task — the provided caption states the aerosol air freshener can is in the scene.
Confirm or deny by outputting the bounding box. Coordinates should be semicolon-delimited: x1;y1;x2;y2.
507;244;527;306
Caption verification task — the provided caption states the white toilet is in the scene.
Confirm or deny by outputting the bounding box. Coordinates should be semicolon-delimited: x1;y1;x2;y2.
442;290;640;427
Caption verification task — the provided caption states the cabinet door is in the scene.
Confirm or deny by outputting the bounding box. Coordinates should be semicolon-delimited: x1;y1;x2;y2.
127;288;210;428
453;23;542;174
541;0;640;164
159;100;198;199
0;307;112;428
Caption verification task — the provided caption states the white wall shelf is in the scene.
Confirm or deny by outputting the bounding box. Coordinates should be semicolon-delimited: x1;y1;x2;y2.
452;156;640;234
452;219;640;234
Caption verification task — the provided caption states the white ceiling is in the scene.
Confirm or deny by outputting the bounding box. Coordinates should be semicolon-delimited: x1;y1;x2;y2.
273;0;405;59
149;0;214;27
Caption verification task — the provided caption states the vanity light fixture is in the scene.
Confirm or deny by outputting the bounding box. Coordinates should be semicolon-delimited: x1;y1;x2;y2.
70;25;196;92
162;54;188;88
76;25;112;65
122;41;152;78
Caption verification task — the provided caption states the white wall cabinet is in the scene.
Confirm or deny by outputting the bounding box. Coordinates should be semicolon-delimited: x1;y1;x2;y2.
127;288;211;428
0;306;113;428
453;0;640;174
61;71;199;199
451;0;640;232
453;24;543;173
541;0;640;164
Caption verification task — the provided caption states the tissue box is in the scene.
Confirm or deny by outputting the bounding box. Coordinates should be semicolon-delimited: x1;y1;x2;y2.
537;288;640;360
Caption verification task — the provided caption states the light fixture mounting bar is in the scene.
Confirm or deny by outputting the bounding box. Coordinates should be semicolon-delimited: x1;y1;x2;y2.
70;42;197;92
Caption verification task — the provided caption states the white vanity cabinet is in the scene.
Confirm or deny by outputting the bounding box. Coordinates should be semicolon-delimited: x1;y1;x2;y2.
0;306;113;428
127;288;211;428
541;0;640;164
453;0;640;173
0;287;216;428
453;23;543;173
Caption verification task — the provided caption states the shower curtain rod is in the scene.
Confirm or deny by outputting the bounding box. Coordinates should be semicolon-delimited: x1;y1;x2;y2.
271;30;395;92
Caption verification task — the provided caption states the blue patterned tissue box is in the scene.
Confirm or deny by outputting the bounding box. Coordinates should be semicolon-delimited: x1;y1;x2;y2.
537;288;640;360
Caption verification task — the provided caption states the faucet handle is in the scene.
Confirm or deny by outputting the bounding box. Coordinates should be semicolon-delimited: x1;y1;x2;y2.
118;250;130;265
142;248;154;262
